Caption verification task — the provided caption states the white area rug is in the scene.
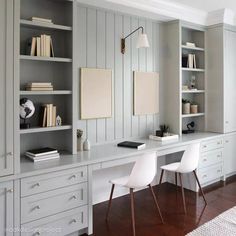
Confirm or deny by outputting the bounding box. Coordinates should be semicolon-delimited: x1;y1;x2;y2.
186;206;236;236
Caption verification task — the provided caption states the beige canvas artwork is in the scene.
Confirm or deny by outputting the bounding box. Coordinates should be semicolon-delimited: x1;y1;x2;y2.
80;68;112;119
133;71;159;115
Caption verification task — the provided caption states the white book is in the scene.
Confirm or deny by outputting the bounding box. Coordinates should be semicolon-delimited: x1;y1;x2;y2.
45;35;51;57
30;37;36;56
26;154;60;162
36;37;41;56
32;17;53;24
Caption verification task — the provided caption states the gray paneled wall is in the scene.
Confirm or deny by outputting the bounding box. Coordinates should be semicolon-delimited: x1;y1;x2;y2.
77;4;161;144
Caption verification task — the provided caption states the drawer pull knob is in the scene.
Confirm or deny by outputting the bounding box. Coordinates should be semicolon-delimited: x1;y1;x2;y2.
226;140;229;143
217;155;221;158
7;189;13;193
7;152;13;156
70;175;76;180
203;145;207;148
71;195;77;200
71;219;77;224
33;183;40;188
217;170;221;173
33;232;40;236
34;205;40;210
203;159;207;162
203;175;207;178
217;142;221;145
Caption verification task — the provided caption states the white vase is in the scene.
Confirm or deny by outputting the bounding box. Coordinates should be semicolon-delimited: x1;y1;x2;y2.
83;139;90;151
77;137;83;151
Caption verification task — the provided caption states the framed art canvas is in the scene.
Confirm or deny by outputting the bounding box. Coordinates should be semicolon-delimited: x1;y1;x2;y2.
133;71;159;115
80;68;112;119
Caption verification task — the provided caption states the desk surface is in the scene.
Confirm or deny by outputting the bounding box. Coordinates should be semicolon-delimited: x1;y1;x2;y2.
18;132;224;179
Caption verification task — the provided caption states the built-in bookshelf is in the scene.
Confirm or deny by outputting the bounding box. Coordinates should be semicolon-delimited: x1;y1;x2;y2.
17;0;75;159
163;20;206;136
181;25;206;133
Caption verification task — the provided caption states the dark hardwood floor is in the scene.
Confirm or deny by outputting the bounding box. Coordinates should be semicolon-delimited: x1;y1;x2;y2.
92;176;236;236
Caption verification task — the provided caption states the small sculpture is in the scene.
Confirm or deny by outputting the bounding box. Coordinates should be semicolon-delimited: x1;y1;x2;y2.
56;115;62;126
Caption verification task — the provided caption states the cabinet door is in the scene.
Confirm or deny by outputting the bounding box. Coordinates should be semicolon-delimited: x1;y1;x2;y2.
224;30;236;133
0;181;14;236
0;0;14;176
224;134;236;176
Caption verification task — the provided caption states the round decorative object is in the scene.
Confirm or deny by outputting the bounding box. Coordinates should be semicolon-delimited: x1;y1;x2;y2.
20;98;35;129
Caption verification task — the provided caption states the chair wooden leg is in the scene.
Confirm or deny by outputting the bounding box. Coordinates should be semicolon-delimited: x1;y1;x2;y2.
106;184;115;221
193;170;207;205
130;188;136;236
179;173;187;214
159;169;164;185
175;172;178;188
148;184;164;224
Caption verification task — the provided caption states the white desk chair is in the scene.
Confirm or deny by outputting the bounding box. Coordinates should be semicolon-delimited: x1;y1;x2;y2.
106;152;164;236
159;143;207;214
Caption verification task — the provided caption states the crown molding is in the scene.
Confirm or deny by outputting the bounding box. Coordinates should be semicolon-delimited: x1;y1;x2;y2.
77;0;236;27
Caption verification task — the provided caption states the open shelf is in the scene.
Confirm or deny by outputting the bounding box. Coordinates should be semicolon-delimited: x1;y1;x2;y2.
182;90;205;94
182;68;205;72
20;55;72;63
182;113;205;118
20;125;72;134
181;45;204;51
20;19;72;31
20;90;72;95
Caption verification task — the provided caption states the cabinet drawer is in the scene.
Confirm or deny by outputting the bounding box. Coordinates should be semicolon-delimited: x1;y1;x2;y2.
201;138;223;152
21;183;87;224
21;206;88;236
198;164;223;184
199;150;223;168
21;166;87;197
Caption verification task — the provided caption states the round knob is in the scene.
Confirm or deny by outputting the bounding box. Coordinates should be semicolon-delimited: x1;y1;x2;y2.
71;219;77;224
226;121;229;124
72;195;77;200
34;232;40;236
70;175;76;180
7;152;13;156
7;189;13;193
33;182;40;187
35;205;40;210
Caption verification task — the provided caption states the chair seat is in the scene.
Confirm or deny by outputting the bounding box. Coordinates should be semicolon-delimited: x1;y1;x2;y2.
109;176;130;187
160;162;180;172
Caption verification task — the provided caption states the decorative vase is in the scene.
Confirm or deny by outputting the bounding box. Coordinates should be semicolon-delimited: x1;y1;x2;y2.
191;105;198;114
77;137;83;151
182;103;190;114
83;139;90;151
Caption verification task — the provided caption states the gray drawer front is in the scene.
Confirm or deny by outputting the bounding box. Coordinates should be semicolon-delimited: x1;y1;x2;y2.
198;164;223;184
21;206;88;236
21;183;87;224
21;166;87;197
201;138;223;152
199;149;223;168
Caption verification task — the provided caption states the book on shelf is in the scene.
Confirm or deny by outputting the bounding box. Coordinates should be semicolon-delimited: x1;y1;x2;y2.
187;54;197;69
31;17;53;24
27;35;54;57
40;104;57;127
25;147;60;162
26;82;53;91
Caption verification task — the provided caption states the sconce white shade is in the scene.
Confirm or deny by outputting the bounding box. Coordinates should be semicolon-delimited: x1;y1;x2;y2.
136;33;150;49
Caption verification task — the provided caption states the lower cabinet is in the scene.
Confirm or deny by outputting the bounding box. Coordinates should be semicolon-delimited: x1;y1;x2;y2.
0;181;14;236
224;134;236;177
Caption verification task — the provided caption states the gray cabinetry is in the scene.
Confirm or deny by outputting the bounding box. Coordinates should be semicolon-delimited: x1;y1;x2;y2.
0;181;14;236
0;0;14;177
207;25;236;133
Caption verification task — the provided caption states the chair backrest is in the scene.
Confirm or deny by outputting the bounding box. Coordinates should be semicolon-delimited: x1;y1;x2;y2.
126;152;157;188
177;143;200;173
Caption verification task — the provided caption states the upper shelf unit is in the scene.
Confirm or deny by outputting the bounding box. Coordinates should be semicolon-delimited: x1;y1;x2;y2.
20;19;72;31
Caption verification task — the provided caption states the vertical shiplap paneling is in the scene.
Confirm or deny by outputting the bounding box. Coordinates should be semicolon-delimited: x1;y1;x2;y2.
114;14;124;139
96;11;106;143
77;6;87;136
86;8;97;143
138;19;147;137
123;16;132;138
153;22;159;131
146;20;154;134
131;17;139;137
76;5;160;145
105;12;115;142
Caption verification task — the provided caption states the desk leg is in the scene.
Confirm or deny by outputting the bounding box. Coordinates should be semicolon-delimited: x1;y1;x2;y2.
88;166;93;235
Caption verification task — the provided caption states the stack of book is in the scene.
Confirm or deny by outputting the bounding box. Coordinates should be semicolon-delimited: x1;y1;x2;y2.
26;82;53;91
27;34;54;57
25;147;60;162
40;104;57;127
187;54;197;68
31;17;53;24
